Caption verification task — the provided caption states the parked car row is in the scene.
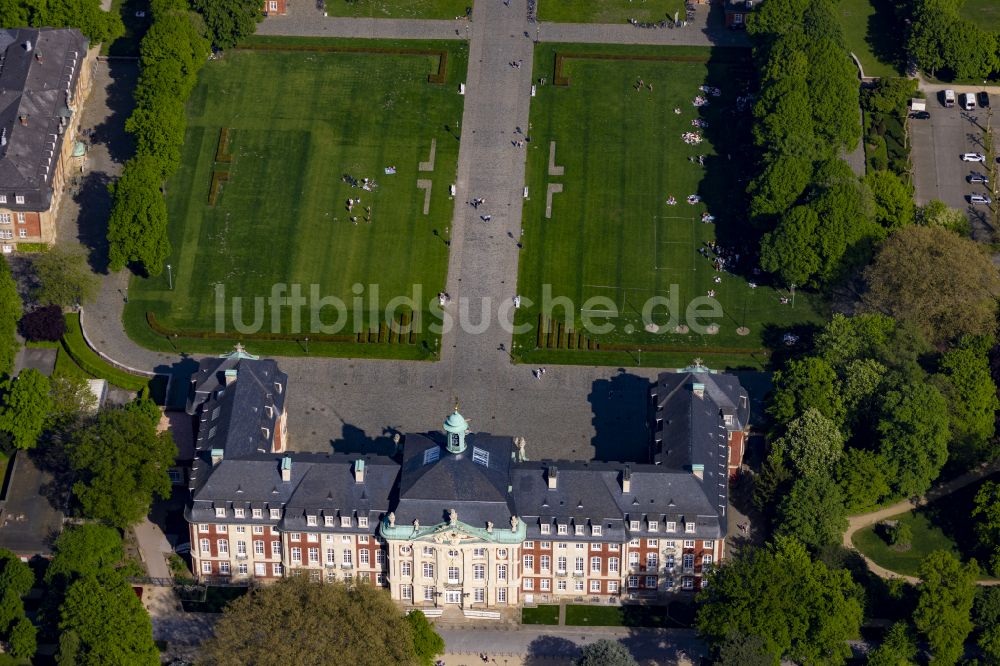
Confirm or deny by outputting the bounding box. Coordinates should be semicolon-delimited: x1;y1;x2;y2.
941;89;991;109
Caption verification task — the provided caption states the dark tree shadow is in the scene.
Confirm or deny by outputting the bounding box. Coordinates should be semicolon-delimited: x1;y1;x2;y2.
588;371;652;463
89;60;138;166
864;0;907;76
70;170;115;273
525;635;580;664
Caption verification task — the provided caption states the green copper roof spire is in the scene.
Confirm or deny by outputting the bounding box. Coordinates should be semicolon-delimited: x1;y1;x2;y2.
443;403;469;454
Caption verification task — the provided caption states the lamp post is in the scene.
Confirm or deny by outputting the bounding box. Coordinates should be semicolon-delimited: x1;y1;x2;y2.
123;286;128;303
167;263;173;290
304;336;309;354
637;348;642;367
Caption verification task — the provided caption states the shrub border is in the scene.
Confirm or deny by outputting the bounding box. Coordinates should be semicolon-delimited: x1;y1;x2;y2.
146;312;418;345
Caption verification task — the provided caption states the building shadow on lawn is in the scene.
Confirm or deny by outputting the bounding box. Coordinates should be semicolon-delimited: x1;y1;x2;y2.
588;372;652;464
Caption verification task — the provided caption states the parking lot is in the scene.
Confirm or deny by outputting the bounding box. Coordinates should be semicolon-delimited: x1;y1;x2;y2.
910;89;996;238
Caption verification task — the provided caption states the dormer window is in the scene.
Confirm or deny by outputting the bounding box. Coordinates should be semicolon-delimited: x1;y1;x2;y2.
666;521;677;532
592;525;602;537
557;524;567;535
215;507;226;518
307;515;317;526
341;516;352;528
270;509;281;520
234;508;245;518
648;520;658;532
574;524;584;536
358;517;368;528
629;520;639;531
274;382;283;394
325;516;334;527
685;522;696;533
265;405;274;419
252;508;262;519
261;427;271;440
540;523;551;535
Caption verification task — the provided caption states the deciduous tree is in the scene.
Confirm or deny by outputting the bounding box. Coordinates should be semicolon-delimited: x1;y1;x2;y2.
771;408;844;478
405;610;444;666
835;448;891;513
45;524;125;589
697;536;862;665
865;622;916;666
769;358;844;429
913;551;977;666
577;639;638;666
865;170;915;229
0;369;52;450
203;577;419;666
776;473;848;550
862;225;1000;346
106;155;170;276
66;406;176;528
935;337;999;466
191;0;262;49
876;381;950;498
31;245;100;308
18;305;66;342
917;199;970;235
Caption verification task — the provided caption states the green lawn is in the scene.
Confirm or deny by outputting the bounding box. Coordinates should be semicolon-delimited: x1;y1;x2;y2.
539;0;686;24
834;0;905;78
125;38;467;359
565;603;682;627
513;43;822;369
961;0;1000;32
322;0;469;19
522;604;559;624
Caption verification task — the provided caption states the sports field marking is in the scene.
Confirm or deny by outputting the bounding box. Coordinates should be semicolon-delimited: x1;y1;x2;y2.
416;179;433;214
548;141;564;176
419;138;437;172
652;215;697;272
545;183;563;218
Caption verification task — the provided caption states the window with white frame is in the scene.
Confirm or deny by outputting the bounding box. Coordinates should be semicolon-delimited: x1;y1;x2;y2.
608;557;619;573
540;523;551;535
401;561;412;577
402;584;413;600
473;564;484;580
645;576;657;588
627;575;639;588
683;539;695;548
307;515;317;526
703;554;714;567
523;578;533;590
524;541;534;549
497;564;507;580
235;508;245;518
236;526;246;534
608;580;619;593
575;543;585;550
200;538;210;553
590;580;601;592
682;577;694;590
376;572;385;585
590;556;601;573
0;230;12;240
307;533;318;543
343;550;353;566
423;586;435;601
254;541;264;555
592;525;602;537
19;229;27;238
590;542;602;551
290;533;300;541
254;563;266;576
341;516;351;527
422;562;434;579
666;521;676;532
497;548;508;559
202;561;212;574
360;549;369;565
326;548;335;564
0;196;6;204
270;509;281;520
608;543;620;551
219;562;231;574
273;563;283;576
199;524;209;533
647;538;658;548
703;540;714;550
646;552;658;568
358;516;368;528
556;556;566;574
557;542;567;550
236;541;247;556
557;524;567;535
685;522;696;533
474;587;485;602
448;566;460;583
683;554;694;569
253;526;264;535
540;555;550;571
648;520;658;531
271;541;281;556
574;580;583;591
557;580;567;591
218;539;229;555
629;520;639;530
540;578;550;591
14;195;24;204
574;557;584;574
215;507;226;518
375;549;384;565
540;541;551;549
628;538;639;547
0;215;8;225
497;588;507;604
342;535;352;544
306;547;317;564
252;508;263;519
575;524;585;536
323;515;334;527
628;551;639;566
291;547;302;563
422;546;435;556
473;547;485;558
523;555;534;571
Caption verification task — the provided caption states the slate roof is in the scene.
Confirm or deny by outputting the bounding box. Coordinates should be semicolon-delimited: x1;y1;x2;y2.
188;354;287;461
395;433;517;529
0;28;87;211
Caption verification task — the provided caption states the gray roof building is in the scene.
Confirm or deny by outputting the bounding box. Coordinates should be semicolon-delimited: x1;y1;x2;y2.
0;27;88;211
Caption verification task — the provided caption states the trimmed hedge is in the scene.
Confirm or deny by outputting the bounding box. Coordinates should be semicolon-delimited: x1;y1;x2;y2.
13;243;48;253
147;312;355;343
208;170;230;205
215;127;233;163
236;43;449;84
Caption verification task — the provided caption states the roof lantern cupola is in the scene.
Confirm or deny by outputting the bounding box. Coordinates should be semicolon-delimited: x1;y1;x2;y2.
443;402;469;454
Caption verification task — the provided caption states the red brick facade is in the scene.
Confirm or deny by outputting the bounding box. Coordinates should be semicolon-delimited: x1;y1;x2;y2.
263;0;286;15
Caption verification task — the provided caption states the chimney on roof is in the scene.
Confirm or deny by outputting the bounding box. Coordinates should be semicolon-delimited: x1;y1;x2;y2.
280;456;292;482
354;459;365;484
224;368;238;385
691;463;704;480
211;448;223;467
19;115;28;127
692;382;705;398
621;464;632;494
24;40;31;52
547;465;558;490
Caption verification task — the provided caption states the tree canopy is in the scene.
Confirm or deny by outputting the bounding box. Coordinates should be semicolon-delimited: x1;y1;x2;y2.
66;405;176;528
577;639;638;666
45;524;125;589
106;155;171;276
776;473;848;551
696;536;863;665
771;408;844;479
191;0;262;49
913;551;978;665
876;381;950;498
0;368;52;450
935;337;999;467
203;577;420;666
0;258;21;377
31;245;100;308
0;0;125;44
405;610;444;666
0;549;35;661
862;225;1000;346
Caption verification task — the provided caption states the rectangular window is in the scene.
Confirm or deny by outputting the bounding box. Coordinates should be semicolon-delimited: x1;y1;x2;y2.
557;543;567;550
0;195;6;204
540;541;551;549
359;535;369;544
423;562;434;579
291;547;301;563
646;553;658;569
629;520;639;530
590;542;602;551
574;580;584;591
647;539;658;548
473;564;484;580
448;566;460;583
645;576;657;588
290;533;300;541
590;556;601;573
235;508;245;518
343;535;352;544
683;540;695;548
703;540;714;550
253;526;264;535
523;555;534;571
254;541;264;555
540;555;550;571
343;550;353;566
497;564;507;580
220;562;232;575
14;195;24;205
358;517;368;528
236;541;246;556
666;521;676;532
683;554;694;570
423;546;435;556
628;552;639;566
218;539;229;555
575;543;585;550
733;12;743;24
215;508;226;518
540;524;551;535
556;557;567;574
341;516;351;527
236;527;246;534
269;0;277;11
497;588;507;604
524;541;534;549
523;578;534;590
270;509;281;520
574;557;584;574
201;561;212;574
252;509;262;519
540;579;550;591
592;525;602;537
200;538;210;553
682;577;694;590
703;555;714;566
360;549;370;565
648;521;658;532
326;549;336;565
685;522;696;533
255;563;265;576
308;548;319;564
307;515;317;526
608;581;619;593
608;544;620;551
199;524;209;533
401;561;411;577
574;524;585;536
17;229;25;238
590;580;601;592
628;575;639;588
423;586;435;601
557;524;567;535
307;533;318;543
0;215;9;225
0;230;11;240
399;583;412;601
474;587;485;602
271;541;281;556
376;572;385;585
609;557;620;573
557;580;567;591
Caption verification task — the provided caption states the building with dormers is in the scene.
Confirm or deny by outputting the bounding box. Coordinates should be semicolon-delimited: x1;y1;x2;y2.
185;351;749;613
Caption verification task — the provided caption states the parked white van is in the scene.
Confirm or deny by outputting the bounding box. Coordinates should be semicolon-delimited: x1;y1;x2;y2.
943;89;956;107
962;92;977;110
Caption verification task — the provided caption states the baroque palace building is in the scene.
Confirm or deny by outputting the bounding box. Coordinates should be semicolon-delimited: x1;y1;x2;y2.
185;348;749;612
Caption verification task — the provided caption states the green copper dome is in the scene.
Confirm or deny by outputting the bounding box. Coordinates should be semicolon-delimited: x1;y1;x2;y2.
444;409;468;434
